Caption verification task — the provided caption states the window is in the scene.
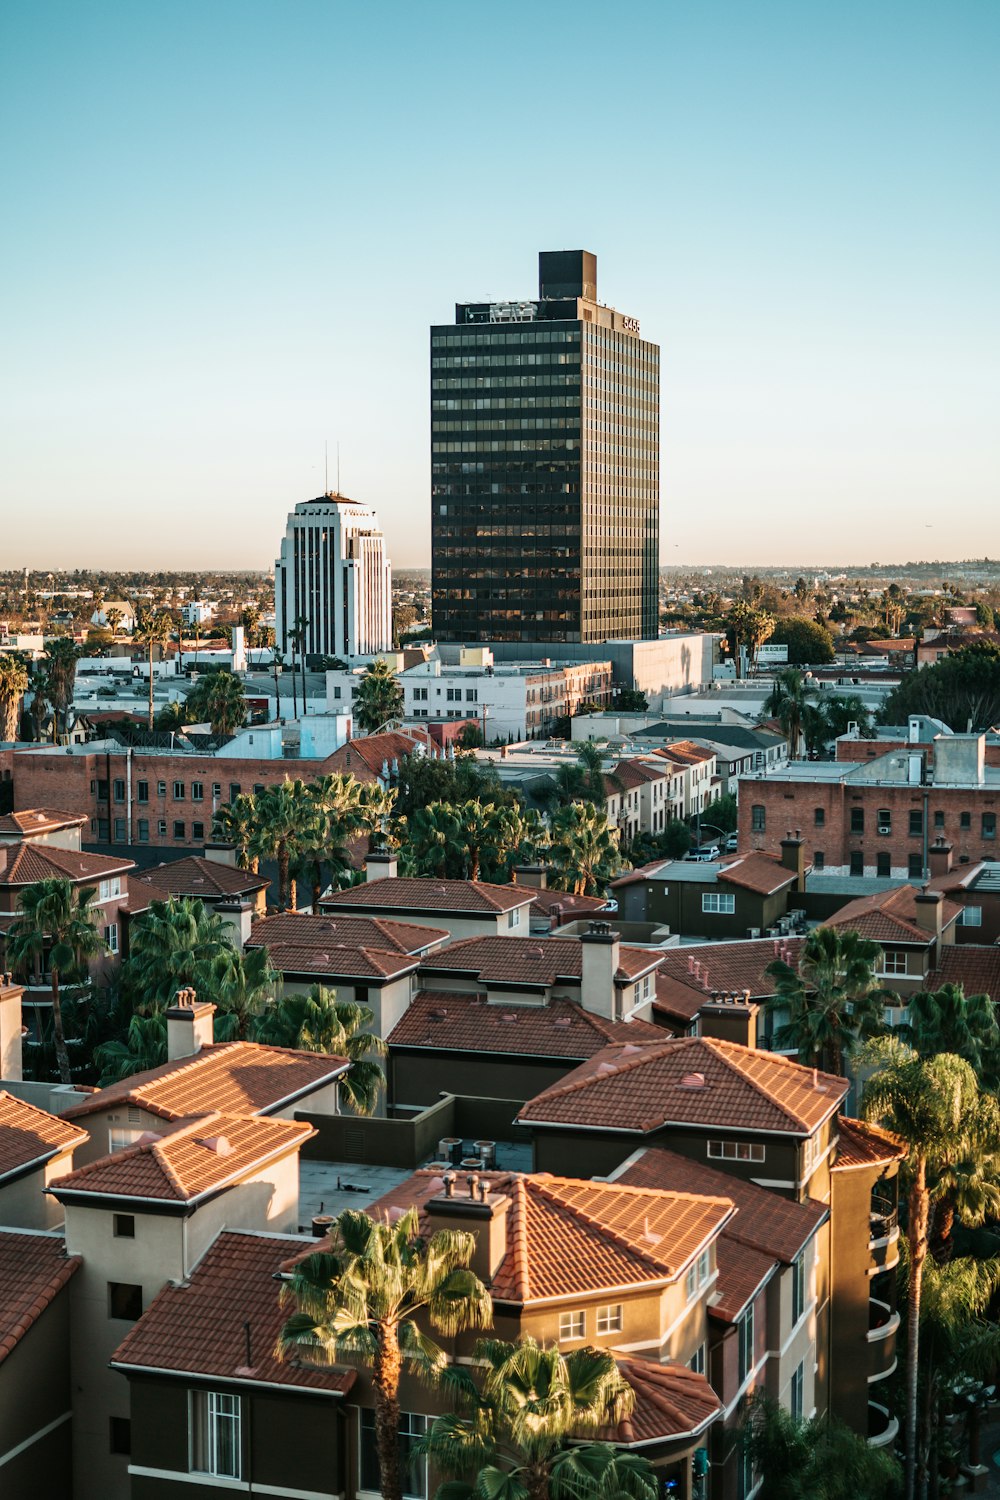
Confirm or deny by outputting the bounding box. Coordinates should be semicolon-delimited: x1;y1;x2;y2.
109;1417;131;1456
702;892;736;914
877;810;891;835
510;908;521;927
908;853;924;878
596;1304;623;1335
191;1390;242;1481
685;1263;697;1300
814;807;825;827
876;852;891;878
751;805;765;833
737;1303;755;1384
698;1248;710;1283
850;807;865;834
137;780;149;804
791;1253;806;1324
882;950;907;975
359;1410;426;1499
96;779;109;802
850;850;864;876
191;782;204;801
96;817;110;840
253;784;265;796
113;778;126;802
212;783;222;799
114;818;126;842
559;1310;585;1340
791;1360;804;1421
689;1342;706;1376
105;923;119;954
813;850;825;870
99;877;121;900
934;810;945;829
157;820;167;837
960;811;971;830
113;1214;135;1238
108;1282;142;1320
909;809;923;837
173;781;185;800
157;781;167;797
137;819;149;843
960;906;983;928
192;821;205;842
984;813;997;840
173;821;186;840
465;689;478;703
229;784;241;802
708;1140;765;1163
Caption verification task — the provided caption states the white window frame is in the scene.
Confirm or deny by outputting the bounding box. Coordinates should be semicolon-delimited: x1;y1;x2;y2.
105;922;119;955
510;908;521;927
790;1360;805;1421
702;892;736;914
685;1263;697;1301
791;1252;806;1325
708;1140;765;1164
689;1341;706;1376
596;1304;623;1335
960;906;983;928
190;1390;242;1481
738;1303;755;1385
882;950;907;976
559;1309;586;1341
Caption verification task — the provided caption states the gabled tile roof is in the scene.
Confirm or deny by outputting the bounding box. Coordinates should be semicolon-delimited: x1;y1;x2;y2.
62;1041;348;1123
618;1148;828;1263
651;939;805;1022
0;1231;80;1366
135;857;269;903
825;885;961;944
0;841;134;887
320;732;427;783
50;1112;314;1203
925;945;1000;1003
658;740;716;766
112;1230;356;1394
717;853;800;895
712;1237;778;1323
357;1169;734;1303
387;991;665;1059
417;935;663;985
321;876;533;916
0;808;86;837
249;912;448;957
606;760;669;792
609;1358;722;1444
518;1037;847;1136
527;888;610;920
0;1090;88;1181
834;1117;906;1170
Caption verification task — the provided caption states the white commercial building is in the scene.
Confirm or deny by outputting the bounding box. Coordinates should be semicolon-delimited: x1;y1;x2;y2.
274;491;393;663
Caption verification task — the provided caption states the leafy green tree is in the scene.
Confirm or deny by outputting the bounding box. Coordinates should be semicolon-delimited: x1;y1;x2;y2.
612;688;649;712
395;753;520;819
424;1337;654;1500
28;667;50;741
277;1209;493;1500
878;642;1000;732
741;1394;900;1500
0;654;28;742
662;818;693;859
821;694;875;740
6;878;108;1082
185;668;247;737
726;601;776;677
770;617;836;665
703;793;738;834
765;927;888;1075
862;1046;1000;1500
457;721;484;749
548;803;623;896
254;985;386;1114
354;657;404;734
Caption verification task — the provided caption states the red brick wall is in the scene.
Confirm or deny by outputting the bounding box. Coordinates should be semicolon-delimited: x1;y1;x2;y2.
837;738;1000;768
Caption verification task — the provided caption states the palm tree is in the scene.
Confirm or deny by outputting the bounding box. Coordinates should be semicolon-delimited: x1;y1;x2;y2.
763;669;812;758
93;1010;167;1083
915;1254;1000;1493
741;1393;900;1500
254;985;386;1113
862;1045;1000;1500
122;895;234;1009
0;654;28;741
187;668;247;737
204;942;276;1042
548;802;623;896
28;666;50;741
726;601;776;678
355;782;399;852
765;926;888;1075
354;657;404;734
895;982;1000;1091
277;1208;493;1500
212;793;261;873
424;1336;653;1500
252;779;317;909
135;606;173;730
5;878;108;1083
405;801;467;879
42;638;80;743
105;604;124;638
289;615;310;717
575;740;608;801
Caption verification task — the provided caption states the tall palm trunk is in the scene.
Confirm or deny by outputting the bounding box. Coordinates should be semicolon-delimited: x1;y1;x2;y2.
277;849;290;910
51;968;72;1084
291;648;298;718
374;1325;403;1500
289;875;298;912
906;1160;930;1500
148;642;155;730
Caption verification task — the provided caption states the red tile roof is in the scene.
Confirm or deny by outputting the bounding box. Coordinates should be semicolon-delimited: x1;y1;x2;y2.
926;945;1000;1003
712;1237;777;1323
605;1359;721;1445
717;853;801;896
834;1117;906;1170
387;991;665;1059
0;1231;80;1366
825;885;961;944
359;1169;734;1303
250;912;448;957
0;1090;88;1180
62;1041;348;1123
658;741;716;766
419;935;663;985
518;1037;847;1136
112;1230;356;1394
606;760;669;793
321;876;532;916
618;1148;828;1263
134;857;269;904
0;808;86;837
651;938;805;1023
0;841;134;887
527;888;610;920
320;732;427;783
50;1112;314;1203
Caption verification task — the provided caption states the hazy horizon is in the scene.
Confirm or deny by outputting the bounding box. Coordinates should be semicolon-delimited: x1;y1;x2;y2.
2;1;997;570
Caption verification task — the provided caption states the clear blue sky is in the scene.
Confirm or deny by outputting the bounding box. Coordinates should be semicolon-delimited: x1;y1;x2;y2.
2;0;997;569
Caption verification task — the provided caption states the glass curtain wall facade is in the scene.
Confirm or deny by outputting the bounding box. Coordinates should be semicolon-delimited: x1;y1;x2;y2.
431;251;659;644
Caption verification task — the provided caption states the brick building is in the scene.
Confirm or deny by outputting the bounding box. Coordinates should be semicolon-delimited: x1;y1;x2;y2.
739;733;999;879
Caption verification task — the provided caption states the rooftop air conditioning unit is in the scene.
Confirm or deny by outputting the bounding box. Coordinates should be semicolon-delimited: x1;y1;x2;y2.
747;927;761;939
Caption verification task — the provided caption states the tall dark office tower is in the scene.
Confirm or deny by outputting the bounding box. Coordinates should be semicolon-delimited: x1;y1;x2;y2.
431;250;659;644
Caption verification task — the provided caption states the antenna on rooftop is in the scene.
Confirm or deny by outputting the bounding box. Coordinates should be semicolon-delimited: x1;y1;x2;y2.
337;440;341;494
324;440;328;494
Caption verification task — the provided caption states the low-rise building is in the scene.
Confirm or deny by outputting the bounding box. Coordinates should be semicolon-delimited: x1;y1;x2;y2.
613;841;807;941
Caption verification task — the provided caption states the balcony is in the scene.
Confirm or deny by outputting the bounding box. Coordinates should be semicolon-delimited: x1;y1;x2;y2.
867;1297;900;1382
867;1400;899;1449
869;1194;900;1268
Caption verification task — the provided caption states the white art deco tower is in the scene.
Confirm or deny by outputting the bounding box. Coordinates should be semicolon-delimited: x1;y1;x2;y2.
274;492;393;661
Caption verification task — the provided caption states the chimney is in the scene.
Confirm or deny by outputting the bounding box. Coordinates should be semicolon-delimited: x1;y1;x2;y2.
424;1172;510;1285
927;839;953;879
580;921;621;1020
165;987;216;1060
215;899;253;950
699;989;759;1049
203;841;238;868
779;833;806;891
914;891;943;943
0;971;25;1081
511;864;548;890
365;850;398;883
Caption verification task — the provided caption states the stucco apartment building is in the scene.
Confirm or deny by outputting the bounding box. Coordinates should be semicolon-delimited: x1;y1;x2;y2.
739;732;1000;878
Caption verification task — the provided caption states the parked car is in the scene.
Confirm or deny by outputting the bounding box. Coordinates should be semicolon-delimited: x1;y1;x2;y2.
684;844;720;863
725;834;739;852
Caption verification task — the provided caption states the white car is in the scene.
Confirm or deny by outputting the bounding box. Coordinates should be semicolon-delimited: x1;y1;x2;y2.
684;844;721;863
